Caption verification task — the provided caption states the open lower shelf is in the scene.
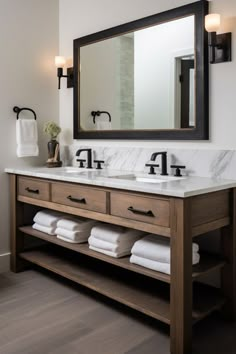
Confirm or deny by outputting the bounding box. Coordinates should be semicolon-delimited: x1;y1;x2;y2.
19;226;226;284
19;245;226;325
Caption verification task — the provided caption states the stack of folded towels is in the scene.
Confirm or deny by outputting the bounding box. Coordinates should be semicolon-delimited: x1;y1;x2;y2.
55;217;97;243
130;234;200;274
88;223;145;258
33;210;63;235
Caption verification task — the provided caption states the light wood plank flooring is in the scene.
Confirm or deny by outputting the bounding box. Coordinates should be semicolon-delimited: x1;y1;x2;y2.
0;270;236;354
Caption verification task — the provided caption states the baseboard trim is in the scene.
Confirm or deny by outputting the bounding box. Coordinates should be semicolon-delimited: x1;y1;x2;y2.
0;253;10;273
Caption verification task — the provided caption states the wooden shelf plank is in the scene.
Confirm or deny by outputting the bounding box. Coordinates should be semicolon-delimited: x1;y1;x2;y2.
19;246;225;325
19;247;171;324
20;226;226;283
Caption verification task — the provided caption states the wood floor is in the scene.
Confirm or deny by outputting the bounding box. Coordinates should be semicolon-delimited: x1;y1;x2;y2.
0;270;236;354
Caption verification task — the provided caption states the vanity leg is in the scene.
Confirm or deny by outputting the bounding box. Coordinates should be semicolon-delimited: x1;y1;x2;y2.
221;188;236;320
10;174;25;272
170;198;193;354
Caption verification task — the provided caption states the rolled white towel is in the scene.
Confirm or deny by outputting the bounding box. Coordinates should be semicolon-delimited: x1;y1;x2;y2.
33;210;62;228
57;217;96;232
55;227;90;242
33;223;56;236
91;223;145;244
88;235;136;253
131;234;199;264
89;245;130;258
57;235;87;244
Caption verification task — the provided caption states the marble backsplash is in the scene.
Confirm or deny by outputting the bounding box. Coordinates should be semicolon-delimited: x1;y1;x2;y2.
61;144;236;180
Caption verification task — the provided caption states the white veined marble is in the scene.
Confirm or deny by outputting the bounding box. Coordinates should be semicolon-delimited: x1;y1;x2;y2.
60;144;236;179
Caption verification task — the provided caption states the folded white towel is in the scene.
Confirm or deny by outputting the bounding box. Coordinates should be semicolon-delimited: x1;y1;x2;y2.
91;223;145;244
57;217;96;232
57;235;88;244
95;120;112;130
89;245;130;258
131;234;199;264
130;254;171;274
130;252;200;275
16;119;39;157
88;235;135;253
33;223;56;236
55;228;90;242
33;210;62;228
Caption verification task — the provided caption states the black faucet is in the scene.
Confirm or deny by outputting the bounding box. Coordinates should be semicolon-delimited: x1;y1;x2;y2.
76;148;93;169
150;152;168;176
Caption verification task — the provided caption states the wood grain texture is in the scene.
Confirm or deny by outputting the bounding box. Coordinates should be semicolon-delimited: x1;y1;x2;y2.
18;176;50;201
110;191;170;227
170;197;193;354
221;188;236;320
192;190;230;227
10;175;25;272
51;182;108;214
20;225;226;283
17;195;171;237
19;246;225;326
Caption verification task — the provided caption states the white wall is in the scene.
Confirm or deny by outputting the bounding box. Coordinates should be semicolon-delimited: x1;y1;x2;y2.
0;0;59;271
134;16;194;129
59;0;236;149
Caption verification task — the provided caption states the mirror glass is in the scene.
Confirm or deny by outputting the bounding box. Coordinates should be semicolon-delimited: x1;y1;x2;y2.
79;15;195;131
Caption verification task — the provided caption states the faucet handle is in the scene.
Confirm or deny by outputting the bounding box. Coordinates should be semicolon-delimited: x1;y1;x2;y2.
170;165;186;177
76;159;86;168
94;160;105;170
145;163;159;175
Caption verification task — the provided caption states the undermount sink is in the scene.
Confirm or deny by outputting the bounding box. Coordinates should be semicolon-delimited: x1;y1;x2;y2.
109;174;185;183
57;167;96;174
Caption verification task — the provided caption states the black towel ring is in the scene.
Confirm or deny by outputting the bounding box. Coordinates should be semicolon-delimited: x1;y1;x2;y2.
91;110;111;124
13;106;37;120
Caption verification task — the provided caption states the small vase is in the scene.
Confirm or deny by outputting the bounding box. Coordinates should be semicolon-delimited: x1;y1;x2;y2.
46;139;62;167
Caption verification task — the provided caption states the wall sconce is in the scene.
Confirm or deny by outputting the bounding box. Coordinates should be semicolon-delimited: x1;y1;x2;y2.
205;14;232;64
55;56;74;89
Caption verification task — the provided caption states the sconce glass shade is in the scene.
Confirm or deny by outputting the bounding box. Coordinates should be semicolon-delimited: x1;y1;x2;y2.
205;14;221;33
55;56;66;68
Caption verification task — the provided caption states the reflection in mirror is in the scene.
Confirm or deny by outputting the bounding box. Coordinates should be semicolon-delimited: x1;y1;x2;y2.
80;15;195;131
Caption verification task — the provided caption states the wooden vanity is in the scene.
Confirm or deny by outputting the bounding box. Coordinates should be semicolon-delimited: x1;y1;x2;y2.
9;173;236;354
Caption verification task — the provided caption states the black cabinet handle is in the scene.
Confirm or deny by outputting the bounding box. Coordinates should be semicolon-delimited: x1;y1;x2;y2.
67;195;86;204
25;187;39;194
128;206;154;217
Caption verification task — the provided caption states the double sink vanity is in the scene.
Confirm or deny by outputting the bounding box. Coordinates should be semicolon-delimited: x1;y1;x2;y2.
6;150;236;354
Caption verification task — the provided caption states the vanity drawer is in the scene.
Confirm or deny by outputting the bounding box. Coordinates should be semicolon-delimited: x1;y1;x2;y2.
18;177;50;201
51;182;107;214
110;192;170;227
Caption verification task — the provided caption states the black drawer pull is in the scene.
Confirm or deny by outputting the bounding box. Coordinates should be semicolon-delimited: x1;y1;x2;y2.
128;206;154;217
67;195;86;204
25;187;39;194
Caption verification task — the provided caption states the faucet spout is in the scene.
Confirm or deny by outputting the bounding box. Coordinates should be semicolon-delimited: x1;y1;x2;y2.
150;152;168;176
76;148;93;169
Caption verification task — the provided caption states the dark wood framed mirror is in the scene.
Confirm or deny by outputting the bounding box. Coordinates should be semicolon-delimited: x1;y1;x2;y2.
73;0;209;140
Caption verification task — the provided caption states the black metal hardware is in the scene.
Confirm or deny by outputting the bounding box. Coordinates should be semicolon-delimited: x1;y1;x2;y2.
91;111;111;124
145;163;159;175
13;106;37;120
25;187;39;194
57;67;74;89
208;32;231;64
67;195;86;204
77;159;86;168
76;148;93;169
127;206;154;217
150;152;168;176
94;160;105;170
170;165;186;177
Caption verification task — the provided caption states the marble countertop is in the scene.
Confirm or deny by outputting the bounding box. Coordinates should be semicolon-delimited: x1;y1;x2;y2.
5;166;236;198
